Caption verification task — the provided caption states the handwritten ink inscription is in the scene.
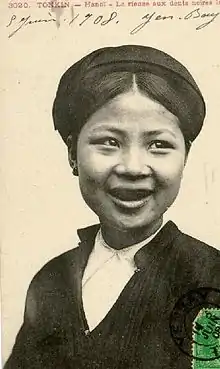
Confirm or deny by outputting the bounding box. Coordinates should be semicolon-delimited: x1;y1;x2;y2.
6;7;220;38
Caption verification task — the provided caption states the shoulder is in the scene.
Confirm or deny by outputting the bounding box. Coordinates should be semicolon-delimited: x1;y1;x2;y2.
161;221;219;260
26;247;79;299
27;223;99;294
175;227;220;259
171;224;220;284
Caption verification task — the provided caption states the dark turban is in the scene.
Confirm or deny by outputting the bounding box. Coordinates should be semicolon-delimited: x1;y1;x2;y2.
52;45;206;146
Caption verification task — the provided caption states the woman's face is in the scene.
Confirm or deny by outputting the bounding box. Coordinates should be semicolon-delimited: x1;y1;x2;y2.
75;91;186;233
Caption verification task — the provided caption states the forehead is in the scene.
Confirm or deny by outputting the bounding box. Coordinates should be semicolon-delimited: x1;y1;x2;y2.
81;91;181;134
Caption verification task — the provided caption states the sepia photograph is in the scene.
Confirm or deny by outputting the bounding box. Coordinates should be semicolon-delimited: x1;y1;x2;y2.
1;1;220;368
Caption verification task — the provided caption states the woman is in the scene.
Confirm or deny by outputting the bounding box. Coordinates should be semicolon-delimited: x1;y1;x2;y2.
5;45;220;369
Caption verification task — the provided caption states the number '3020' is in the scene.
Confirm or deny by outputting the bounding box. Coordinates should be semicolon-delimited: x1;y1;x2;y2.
8;2;29;8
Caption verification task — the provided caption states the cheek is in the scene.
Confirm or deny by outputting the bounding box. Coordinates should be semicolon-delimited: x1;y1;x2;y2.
155;156;185;191
77;157;109;201
77;147;117;184
77;156;111;215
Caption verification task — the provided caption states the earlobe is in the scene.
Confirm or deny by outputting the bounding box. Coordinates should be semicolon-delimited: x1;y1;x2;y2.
184;147;190;166
67;134;78;176
69;154;78;176
183;140;191;166
67;134;74;167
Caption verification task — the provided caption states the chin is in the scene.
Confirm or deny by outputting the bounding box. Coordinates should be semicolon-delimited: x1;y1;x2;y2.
103;213;160;232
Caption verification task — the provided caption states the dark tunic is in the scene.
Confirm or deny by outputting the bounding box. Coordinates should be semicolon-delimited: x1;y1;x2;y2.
4;221;220;369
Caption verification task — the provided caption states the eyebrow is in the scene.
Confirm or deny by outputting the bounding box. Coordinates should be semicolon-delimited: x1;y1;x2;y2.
90;126;178;139
145;129;177;139
90;126;125;136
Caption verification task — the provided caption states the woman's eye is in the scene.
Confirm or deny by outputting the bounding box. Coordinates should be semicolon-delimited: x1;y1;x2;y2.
105;138;119;147
149;140;173;150
95;138;120;147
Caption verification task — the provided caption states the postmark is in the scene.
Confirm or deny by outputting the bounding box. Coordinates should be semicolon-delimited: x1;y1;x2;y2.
192;308;220;368
169;287;220;361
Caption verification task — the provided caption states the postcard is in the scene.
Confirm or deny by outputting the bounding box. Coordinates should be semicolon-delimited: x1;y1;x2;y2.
1;0;220;368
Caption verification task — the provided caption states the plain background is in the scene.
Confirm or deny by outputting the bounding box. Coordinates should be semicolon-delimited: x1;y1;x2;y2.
1;1;220;364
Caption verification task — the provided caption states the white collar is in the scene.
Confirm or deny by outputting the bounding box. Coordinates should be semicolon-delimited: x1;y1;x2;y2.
95;223;164;264
82;223;165;287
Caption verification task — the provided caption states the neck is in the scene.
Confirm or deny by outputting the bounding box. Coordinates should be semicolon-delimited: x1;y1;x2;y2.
100;218;163;249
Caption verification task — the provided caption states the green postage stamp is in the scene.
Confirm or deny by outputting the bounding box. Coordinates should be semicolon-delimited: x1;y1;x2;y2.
192;308;220;369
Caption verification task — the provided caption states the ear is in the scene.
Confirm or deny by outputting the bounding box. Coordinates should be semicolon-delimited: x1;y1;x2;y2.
184;152;189;166
67;134;77;170
183;140;191;166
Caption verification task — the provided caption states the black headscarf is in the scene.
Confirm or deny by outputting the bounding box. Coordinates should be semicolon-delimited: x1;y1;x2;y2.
52;45;206;146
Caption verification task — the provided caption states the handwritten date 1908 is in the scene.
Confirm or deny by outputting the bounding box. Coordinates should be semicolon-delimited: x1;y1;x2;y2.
6;11;119;38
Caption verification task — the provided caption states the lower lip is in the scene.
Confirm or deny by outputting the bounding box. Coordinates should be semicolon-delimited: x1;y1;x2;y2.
107;193;151;210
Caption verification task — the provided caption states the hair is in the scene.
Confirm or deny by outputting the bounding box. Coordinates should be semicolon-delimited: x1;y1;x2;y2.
67;70;193;155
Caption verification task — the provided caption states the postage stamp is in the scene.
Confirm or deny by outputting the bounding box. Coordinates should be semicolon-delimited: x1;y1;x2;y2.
192;308;220;368
170;288;220;362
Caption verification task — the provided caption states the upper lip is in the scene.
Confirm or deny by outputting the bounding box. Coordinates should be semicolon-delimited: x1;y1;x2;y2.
107;187;153;201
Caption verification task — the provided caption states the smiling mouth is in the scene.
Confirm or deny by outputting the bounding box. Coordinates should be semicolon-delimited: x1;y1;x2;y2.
107;188;152;209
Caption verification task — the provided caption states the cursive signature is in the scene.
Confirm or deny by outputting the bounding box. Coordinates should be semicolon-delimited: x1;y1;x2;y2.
130;8;220;34
6;8;220;38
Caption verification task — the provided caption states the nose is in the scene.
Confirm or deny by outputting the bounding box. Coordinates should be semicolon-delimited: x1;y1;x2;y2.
115;147;152;178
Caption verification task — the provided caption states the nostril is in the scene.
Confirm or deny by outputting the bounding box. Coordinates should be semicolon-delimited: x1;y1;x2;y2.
114;162;152;179
115;151;152;177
